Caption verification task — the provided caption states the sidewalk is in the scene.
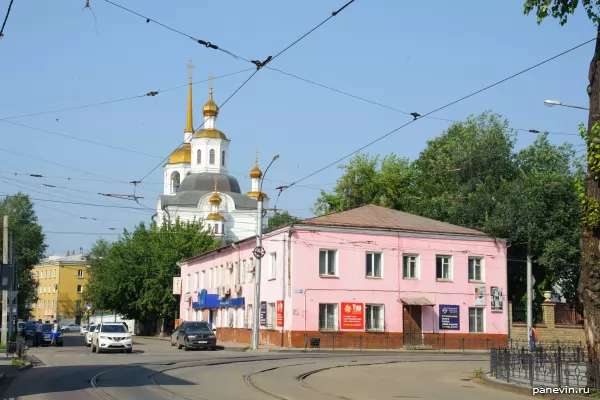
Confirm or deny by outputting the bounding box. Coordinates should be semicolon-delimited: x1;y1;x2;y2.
136;336;272;351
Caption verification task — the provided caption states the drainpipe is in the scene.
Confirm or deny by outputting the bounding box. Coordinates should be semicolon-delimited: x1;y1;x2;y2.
505;240;511;342
287;224;293;297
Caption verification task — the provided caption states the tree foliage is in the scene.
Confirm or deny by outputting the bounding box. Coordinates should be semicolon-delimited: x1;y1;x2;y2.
0;193;47;317
313;112;582;305
523;0;600;25
85;219;220;325
268;211;303;230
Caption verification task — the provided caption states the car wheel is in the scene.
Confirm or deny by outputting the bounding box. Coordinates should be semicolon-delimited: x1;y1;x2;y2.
126;348;132;354
92;344;96;353
170;340;175;347
177;342;183;350
211;346;216;351
57;342;63;347
64;328;69;333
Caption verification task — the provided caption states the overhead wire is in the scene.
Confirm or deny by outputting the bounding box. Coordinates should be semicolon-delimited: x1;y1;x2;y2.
284;36;597;189
0;194;155;212
0;0;15;38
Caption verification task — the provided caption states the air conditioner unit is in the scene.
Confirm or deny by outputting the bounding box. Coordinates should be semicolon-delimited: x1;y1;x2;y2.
184;293;191;302
235;284;242;294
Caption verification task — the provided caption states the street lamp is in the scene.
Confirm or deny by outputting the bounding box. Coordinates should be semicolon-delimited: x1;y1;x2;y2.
251;153;279;350
544;99;589;110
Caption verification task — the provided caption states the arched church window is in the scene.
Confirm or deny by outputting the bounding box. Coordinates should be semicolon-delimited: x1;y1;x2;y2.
171;171;180;194
214;224;219;234
221;151;226;167
197;149;202;164
209;149;215;165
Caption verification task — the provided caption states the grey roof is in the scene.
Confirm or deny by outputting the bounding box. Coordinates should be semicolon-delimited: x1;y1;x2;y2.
302;205;490;238
179;173;241;194
160;191;257;210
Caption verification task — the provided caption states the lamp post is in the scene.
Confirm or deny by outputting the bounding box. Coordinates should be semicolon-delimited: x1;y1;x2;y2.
544;100;589;111
251;154;279;350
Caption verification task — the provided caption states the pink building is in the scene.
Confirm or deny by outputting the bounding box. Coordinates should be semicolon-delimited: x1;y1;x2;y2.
178;205;508;349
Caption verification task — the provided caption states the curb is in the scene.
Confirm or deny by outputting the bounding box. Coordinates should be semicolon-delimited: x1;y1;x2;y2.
136;337;250;352
267;349;492;355
16;363;32;371
480;373;584;399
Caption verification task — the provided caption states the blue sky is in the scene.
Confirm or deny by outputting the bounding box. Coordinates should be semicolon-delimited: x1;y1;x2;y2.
0;0;594;254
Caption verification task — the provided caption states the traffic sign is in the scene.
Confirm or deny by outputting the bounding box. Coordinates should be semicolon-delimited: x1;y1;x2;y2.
253;246;266;259
86;303;92;310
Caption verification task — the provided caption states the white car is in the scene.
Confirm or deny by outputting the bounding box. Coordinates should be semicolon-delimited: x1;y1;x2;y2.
81;325;88;335
91;322;133;353
85;324;96;347
62;323;81;333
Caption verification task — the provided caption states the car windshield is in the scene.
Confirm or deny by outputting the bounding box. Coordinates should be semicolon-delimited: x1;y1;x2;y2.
88;325;96;332
100;324;127;333
41;324;53;332
186;322;210;331
26;322;37;329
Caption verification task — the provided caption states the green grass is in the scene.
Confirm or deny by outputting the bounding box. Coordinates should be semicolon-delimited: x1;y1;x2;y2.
472;368;484;379
11;359;26;366
242;346;251;351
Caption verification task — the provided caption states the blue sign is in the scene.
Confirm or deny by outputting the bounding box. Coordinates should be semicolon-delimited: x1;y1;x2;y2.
439;304;460;330
293;289;303;294
260;301;267;326
193;290;245;309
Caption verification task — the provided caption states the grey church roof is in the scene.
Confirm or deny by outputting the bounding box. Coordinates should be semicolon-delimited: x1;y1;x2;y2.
159;173;257;210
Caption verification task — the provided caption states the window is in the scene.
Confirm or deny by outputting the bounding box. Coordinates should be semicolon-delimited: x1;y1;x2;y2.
171;171;180;194
242;260;246;284
221;150;226;166
267;302;276;328
214;224;219;234
209;149;215;165
319;250;337;276
403;254;419;279
186;274;191;293
269;253;277;280
365;252;382;278
194;272;199;292
238;307;245;329
319;303;338;331
216;266;220;287
246;304;253;329
197;149;201;164
468;257;484;282
75;300;82;309
469;308;484;333
209;268;213;288
77;285;83;294
366;304;385;331
436;255;452;281
77;269;84;278
235;262;240;285
201;271;205;290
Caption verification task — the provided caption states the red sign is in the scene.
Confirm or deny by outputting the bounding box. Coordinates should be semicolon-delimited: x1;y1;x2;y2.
276;300;284;327
341;302;364;329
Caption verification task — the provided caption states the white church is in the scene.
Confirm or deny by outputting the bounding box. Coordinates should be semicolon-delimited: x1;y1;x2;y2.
155;64;269;244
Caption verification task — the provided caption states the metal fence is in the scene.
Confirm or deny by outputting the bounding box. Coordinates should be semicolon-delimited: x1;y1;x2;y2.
511;305;543;324
6;336;26;361
555;303;584;325
490;346;595;390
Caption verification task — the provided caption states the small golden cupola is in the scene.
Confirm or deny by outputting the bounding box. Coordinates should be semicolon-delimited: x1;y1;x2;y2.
194;74;229;140
203;73;219;117
247;150;269;200
167;143;191;164
206;177;226;221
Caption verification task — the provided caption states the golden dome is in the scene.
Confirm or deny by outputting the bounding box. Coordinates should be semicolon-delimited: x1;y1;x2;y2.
250;150;262;178
209;191;222;205
206;212;225;221
203;88;219;117
193;128;228;140
247;191;269;200
167;143;191;164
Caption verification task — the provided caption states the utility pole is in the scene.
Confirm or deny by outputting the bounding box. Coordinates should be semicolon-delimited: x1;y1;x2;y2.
2;215;8;345
526;242;533;349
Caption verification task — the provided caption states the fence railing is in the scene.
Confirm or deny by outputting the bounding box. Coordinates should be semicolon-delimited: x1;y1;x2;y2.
511;305;543;324
490;346;595;391
555;303;584;325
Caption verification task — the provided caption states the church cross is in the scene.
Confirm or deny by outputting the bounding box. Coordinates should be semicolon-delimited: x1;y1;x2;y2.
187;60;194;82
213;176;218;191
255;149;259;162
208;72;215;90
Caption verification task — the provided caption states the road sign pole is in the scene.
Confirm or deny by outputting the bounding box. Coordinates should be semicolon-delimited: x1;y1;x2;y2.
2;216;8;345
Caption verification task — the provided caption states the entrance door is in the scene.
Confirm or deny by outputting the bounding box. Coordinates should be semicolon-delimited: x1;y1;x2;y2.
209;310;214;329
403;305;423;346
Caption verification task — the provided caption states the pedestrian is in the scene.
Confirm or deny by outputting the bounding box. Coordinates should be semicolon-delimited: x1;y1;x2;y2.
34;319;43;347
528;324;537;351
50;320;58;346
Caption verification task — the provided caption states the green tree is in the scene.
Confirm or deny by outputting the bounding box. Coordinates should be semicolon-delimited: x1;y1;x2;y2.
268;211;303;230
85;218;219;332
523;0;599;360
0;193;47;318
312;153;415;215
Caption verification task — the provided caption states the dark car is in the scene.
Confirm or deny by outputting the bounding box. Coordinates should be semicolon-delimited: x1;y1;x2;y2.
24;322;37;341
171;321;216;351
39;324;63;346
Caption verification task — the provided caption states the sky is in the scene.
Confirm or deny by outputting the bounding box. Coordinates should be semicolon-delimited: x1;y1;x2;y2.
0;0;595;255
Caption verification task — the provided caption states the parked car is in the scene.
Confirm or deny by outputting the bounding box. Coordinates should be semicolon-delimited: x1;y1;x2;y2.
171;321;217;351
62;323;81;333
91;322;132;353
39;324;63;346
24;321;37;341
81;325;88;335
85;324;96;347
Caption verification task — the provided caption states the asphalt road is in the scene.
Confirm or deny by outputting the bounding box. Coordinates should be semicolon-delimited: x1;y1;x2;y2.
2;333;531;400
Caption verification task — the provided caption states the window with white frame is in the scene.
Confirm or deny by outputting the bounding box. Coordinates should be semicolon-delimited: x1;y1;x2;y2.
267;302;276;328
186;274;191;293
216;266;221;287
319;303;338;331
366;304;385;331
269;253;277;280
248;258;254;282
469;307;484;333
209;268;213;288
366;252;382;278
436;255;452;281
238;307;245;328
319;250;337;276
221;265;225;285
235;262;239;285
76;285;83;294
246;304;253;329
194;272;199;291
468;257;484;282
77;269;84;278
403;254;419;279
201;271;205;289
242;260;246;284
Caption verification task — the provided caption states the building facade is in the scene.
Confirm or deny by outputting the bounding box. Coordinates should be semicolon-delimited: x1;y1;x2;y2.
178;205;508;349
31;253;89;325
155;64;268;244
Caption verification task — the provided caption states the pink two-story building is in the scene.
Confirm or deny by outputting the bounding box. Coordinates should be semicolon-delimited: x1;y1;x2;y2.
178;205;508;349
